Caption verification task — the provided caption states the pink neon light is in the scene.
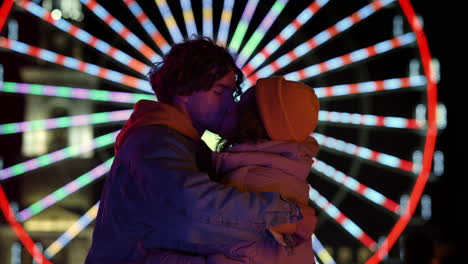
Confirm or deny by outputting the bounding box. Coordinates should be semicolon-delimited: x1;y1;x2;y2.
24;159;39;170
72;88;90;99
51;151;67;161
72;115;90;126
43;86;57;96
43;195;56;207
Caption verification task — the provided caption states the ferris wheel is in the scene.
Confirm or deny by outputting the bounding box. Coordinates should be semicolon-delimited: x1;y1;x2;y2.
0;0;440;263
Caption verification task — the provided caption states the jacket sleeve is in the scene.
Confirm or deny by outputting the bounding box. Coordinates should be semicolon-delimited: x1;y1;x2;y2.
141;249;207;264
120;126;302;255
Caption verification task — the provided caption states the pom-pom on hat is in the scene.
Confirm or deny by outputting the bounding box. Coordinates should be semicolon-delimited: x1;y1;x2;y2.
255;76;319;142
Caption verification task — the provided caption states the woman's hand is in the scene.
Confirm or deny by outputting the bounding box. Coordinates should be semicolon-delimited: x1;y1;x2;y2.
268;202;316;244
293;203;317;243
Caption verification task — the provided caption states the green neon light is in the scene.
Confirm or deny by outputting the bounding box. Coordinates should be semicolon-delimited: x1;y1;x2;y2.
230;22;249;52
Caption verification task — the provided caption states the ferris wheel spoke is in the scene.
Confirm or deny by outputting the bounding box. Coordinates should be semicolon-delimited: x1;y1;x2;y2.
16;159;112;222
122;0;171;54
44;202;99;258
243;0;396;77
242;0;330;75
318;110;423;130
245;32;415;88
0;37;152;93
0;110;130;135
180;0;198;38
309;187;378;250
313;133;414;172
312;159;401;214
16;0;151;77
234;0;289;68
312;234;337;264
314;75;426;99
0;130;119;181
0;82;154;104
202;0;213;39
154;0;185;44
79;0;160;63
228;0;261;54
216;0;235;46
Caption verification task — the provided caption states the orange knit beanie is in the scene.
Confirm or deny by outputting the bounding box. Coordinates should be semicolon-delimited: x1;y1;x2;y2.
256;76;319;142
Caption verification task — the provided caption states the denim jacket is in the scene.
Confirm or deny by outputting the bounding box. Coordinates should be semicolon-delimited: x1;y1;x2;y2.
84;125;302;264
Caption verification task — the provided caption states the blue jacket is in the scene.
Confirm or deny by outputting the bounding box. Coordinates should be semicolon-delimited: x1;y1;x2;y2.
84;125;302;263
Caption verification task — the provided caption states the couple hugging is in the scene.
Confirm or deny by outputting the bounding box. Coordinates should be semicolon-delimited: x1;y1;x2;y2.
85;37;320;264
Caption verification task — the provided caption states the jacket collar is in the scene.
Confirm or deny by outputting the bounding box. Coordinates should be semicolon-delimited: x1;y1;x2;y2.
115;100;201;153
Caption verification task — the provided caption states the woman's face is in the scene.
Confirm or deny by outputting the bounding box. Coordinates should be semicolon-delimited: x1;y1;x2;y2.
218;86;256;138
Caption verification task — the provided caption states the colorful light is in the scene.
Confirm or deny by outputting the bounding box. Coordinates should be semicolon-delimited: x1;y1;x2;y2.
0;0;439;262
228;0;260;53
314;76;426;98
312;235;336;264
235;0;288;67
318;110;423;129
246;32;415;87
80;0;160;63
217;0;235;46
180;0;198;37
0;131;119;180
155;0;185;44
17;159;113;222
0;37;152;93
243;0;330;75
1;82;154;103
0;110;130;135
314;133;414;172
44;202;99;258
123;0;171;53
312;159;401;213
309;187;377;250
17;0;150;75
202;0;213;38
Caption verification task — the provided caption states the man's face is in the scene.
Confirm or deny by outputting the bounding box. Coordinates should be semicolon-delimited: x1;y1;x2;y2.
186;71;237;135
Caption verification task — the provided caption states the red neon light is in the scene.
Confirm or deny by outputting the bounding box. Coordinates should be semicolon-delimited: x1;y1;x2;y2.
0;185;52;264
0;0;14;32
366;0;438;262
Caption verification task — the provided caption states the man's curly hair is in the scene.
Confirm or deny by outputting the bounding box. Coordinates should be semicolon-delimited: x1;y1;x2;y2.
148;36;244;103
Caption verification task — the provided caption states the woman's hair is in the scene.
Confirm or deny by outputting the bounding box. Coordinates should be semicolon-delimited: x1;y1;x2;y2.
217;87;270;152
148;36;244;103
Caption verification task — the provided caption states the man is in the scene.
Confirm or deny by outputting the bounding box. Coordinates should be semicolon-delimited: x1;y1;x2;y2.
85;37;315;263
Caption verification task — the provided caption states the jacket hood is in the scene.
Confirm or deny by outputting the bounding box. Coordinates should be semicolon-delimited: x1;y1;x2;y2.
114;100;200;154
217;137;319;179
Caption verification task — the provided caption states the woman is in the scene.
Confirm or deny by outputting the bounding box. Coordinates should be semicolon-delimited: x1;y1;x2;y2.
206;76;319;263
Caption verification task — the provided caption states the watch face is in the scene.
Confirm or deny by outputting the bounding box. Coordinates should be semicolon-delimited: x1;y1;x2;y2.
0;0;445;263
